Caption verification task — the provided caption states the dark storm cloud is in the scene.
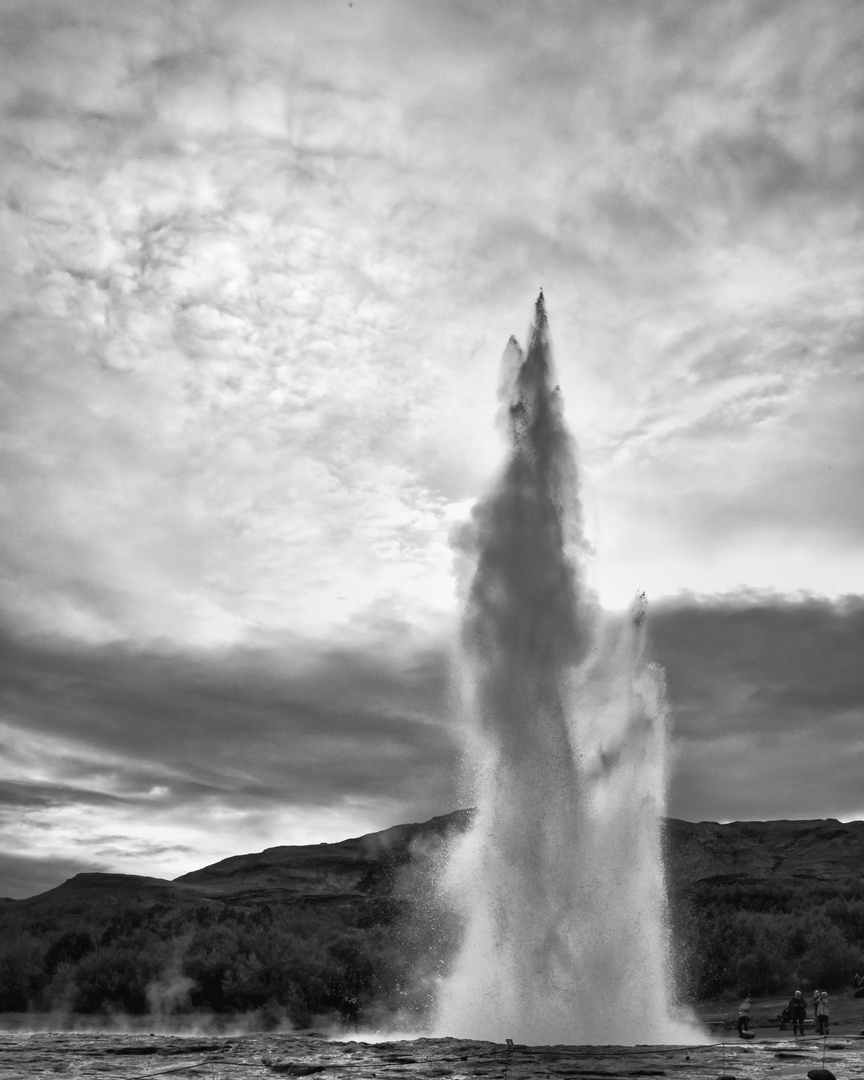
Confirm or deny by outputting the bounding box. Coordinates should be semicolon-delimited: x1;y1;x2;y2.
650;594;864;821
0;626;460;814
3;595;863;900
0;779;126;809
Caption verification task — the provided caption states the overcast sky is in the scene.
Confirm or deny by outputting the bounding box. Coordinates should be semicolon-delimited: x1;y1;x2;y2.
2;0;863;900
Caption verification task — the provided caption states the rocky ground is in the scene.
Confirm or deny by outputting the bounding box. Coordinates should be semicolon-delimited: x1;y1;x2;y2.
3;997;864;1080
2;1030;864;1080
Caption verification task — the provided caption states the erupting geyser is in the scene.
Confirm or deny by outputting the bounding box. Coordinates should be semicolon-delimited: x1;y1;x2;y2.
433;294;694;1045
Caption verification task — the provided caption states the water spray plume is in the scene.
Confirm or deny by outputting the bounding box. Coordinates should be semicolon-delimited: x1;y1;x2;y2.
434;296;700;1045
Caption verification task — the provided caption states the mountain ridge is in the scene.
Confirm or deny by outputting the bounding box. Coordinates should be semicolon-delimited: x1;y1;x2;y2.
5;811;863;909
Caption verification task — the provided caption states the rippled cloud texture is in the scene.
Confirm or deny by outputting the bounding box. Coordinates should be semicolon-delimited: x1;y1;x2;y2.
2;0;863;897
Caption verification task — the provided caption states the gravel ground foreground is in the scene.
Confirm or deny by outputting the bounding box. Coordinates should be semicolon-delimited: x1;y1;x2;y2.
2;1030;864;1080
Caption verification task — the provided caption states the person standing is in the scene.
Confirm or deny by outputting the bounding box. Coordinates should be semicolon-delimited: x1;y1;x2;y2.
788;990;807;1036
738;995;751;1037
816;991;829;1035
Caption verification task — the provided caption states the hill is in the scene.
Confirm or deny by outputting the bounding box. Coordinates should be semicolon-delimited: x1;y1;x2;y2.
8;813;863;911
665;817;864;884
1;814;863;1024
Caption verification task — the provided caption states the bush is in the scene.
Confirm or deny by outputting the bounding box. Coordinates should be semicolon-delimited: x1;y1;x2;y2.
73;943;163;1014
44;929;95;974
801;921;863;990
0;936;45;1011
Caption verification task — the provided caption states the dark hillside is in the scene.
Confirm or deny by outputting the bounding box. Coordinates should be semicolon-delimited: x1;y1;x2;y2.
665;818;864;884
173;809;471;903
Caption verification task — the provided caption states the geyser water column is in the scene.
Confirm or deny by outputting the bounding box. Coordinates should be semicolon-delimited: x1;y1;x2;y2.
434;294;685;1045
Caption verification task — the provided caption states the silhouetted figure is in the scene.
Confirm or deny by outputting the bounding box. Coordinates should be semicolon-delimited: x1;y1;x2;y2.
737;995;751;1037
816;991;829;1035
788;990;807;1036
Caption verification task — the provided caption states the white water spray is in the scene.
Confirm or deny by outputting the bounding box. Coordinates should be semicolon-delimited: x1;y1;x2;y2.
434;295;696;1045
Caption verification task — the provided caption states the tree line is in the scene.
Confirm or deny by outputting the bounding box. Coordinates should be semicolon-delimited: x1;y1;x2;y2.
1;873;863;1023
670;877;864;999
0;897;438;1027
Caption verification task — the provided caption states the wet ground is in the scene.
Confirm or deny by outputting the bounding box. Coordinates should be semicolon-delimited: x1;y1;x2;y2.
2;1030;864;1080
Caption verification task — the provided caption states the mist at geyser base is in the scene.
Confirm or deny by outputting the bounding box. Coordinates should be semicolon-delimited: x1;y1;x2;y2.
432;295;703;1045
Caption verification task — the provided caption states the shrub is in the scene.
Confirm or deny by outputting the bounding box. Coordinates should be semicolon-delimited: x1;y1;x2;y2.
0;936;45;1011
801;921;863;990
73;944;161;1014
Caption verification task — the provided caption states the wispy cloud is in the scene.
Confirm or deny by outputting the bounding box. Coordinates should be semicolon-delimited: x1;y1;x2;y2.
3;0;863;633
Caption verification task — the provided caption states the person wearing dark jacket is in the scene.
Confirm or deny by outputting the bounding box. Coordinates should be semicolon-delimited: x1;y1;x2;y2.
788;990;807;1036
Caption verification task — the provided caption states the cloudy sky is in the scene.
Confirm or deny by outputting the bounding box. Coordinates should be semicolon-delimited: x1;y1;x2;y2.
2;0;863;900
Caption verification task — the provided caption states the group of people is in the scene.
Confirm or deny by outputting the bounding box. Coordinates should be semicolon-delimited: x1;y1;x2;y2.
781;990;830;1035
738;990;832;1037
